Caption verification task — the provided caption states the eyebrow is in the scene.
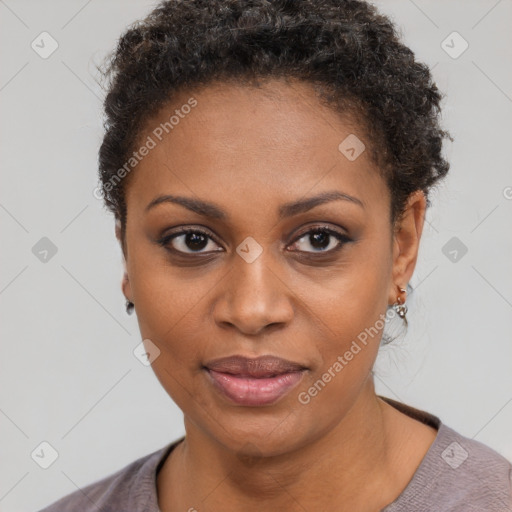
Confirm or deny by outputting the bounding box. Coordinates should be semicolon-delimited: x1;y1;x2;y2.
144;190;364;220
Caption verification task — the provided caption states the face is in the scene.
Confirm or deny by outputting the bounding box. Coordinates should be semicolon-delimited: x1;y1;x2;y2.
118;78;424;457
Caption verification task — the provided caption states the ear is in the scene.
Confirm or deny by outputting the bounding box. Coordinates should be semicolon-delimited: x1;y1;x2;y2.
388;190;427;305
115;219;132;302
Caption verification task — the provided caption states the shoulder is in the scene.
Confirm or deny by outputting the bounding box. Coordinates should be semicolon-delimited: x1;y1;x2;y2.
385;421;512;511
37;440;181;512
435;423;512;506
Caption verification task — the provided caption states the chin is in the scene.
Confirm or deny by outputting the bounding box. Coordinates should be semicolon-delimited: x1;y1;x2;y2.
203;411;312;459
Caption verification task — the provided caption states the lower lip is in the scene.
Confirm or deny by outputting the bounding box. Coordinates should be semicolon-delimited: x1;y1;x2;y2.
205;369;305;406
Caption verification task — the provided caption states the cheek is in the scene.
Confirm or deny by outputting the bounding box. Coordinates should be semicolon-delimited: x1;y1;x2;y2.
301;242;390;350
293;244;391;409
293;349;376;444
127;263;209;388
299;291;385;404
294;285;387;431
127;240;213;335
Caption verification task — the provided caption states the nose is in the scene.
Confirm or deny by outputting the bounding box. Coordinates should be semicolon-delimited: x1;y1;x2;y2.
212;252;295;336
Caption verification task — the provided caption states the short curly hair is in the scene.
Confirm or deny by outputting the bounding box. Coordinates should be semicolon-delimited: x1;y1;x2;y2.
98;0;452;246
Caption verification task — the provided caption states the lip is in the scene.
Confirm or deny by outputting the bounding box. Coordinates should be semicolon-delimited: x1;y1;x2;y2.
203;355;308;406
204;354;307;377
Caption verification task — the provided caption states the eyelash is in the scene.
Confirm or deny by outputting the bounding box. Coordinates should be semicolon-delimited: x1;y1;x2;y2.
157;225;351;257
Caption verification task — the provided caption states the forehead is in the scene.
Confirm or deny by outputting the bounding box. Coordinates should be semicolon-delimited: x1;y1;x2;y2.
126;79;389;219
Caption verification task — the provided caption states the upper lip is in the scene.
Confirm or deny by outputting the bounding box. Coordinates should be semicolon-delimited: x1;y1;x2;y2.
204;355;307;378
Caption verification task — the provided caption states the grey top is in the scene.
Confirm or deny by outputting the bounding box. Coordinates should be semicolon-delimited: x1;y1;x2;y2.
38;396;512;512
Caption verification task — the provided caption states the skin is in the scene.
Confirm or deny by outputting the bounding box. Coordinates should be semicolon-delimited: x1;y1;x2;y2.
115;78;438;512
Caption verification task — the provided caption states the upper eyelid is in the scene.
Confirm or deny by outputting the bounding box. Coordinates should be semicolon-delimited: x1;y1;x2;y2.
292;224;347;239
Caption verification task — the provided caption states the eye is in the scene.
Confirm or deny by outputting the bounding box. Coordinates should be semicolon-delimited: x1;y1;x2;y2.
157;228;223;255
158;225;351;257
288;226;351;254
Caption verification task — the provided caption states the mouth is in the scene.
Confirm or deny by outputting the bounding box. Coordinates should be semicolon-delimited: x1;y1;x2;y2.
203;355;308;406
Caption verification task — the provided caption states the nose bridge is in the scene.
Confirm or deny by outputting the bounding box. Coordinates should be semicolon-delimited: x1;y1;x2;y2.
213;245;294;334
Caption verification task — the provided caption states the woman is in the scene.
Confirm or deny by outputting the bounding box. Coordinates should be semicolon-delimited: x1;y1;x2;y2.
40;0;512;510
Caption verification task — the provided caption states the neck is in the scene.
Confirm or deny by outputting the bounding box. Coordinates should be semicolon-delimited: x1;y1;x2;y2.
159;378;399;512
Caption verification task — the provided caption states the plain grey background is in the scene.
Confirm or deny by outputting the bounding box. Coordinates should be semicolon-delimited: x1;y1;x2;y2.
1;1;511;510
